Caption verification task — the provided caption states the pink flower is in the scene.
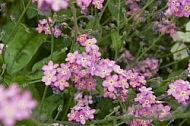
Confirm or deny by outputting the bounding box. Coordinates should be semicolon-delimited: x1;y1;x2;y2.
66;51;78;63
76;0;92;9
0;100;20;126
76;52;92;67
54;75;69;90
42;70;57;86
157;104;171;118
92;0;104;9
42;60;59;72
83;106;96;119
95;63;112;78
45;0;69;11
36;24;44;33
77;34;88;45
53;27;62;38
0;83;37;126
56;63;71;80
102;74;119;92
139;86;153;95
86;77;97;91
84;38;97;52
15;91;37;118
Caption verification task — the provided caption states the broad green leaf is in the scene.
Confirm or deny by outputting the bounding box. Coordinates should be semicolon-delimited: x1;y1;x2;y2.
26;3;38;19
186;21;190;31
172;31;190;42
168;69;184;78
11;75;26;84
4;27;46;75
34;94;62;118
107;0;124;25
170;42;188;60
111;29;122;57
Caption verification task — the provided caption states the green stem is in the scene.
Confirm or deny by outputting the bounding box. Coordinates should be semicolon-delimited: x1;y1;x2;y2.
39;86;48;114
40;17;55;114
117;0;120;28
131;34;163;68
70;1;78;52
157;56;190;70
2;0;31;62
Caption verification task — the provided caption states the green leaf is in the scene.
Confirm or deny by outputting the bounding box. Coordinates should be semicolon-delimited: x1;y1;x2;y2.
107;0;124;24
86;17;102;40
186;21;190;31
111;29;122;56
32;51;66;73
26;3;38;19
35;94;62;118
4;27;46;75
172;31;190;42
168;69;184;78
170;42;188;60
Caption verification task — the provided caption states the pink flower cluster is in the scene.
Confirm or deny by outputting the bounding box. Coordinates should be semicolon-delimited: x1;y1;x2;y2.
131;86;171;125
76;34;146;101
36;17;62;38
129;103;171;126
166;0;190;17
187;63;190;77
67;92;96;124
134;57;158;78
32;0;69;12
77;0;105;10
0;83;37;126
167;79;190;104
134;86;156;108
32;0;104;13
154;19;177;36
42;34;148;124
42;61;70;91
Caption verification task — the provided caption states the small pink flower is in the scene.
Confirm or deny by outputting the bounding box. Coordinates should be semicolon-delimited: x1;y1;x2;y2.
42;60;59;72
102;74;119;92
54;75;69;90
66;51;78;63
77;34;88;45
46;0;69;12
92;0;104;9
42;70;57;86
76;52;92;67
